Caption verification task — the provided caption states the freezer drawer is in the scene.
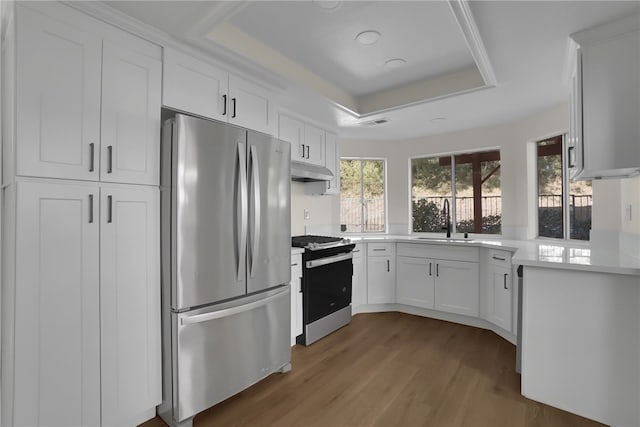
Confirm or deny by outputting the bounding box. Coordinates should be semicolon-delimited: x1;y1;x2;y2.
172;286;290;422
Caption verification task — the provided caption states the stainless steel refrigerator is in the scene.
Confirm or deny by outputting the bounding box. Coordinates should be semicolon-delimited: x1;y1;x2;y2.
158;113;291;427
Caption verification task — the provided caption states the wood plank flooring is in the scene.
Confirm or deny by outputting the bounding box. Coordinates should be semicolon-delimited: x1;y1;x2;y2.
141;312;603;427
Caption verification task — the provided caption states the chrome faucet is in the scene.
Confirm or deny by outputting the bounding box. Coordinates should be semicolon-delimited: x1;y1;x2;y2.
442;199;451;238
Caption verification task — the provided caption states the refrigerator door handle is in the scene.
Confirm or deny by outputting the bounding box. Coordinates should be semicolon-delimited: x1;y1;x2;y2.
237;143;248;281
249;145;261;278
180;288;288;325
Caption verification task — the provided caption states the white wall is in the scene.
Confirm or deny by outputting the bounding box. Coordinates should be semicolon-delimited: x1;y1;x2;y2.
341;104;568;238
290;181;339;236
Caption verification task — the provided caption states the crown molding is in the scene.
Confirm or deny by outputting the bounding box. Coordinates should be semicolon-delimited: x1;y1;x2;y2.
448;0;497;87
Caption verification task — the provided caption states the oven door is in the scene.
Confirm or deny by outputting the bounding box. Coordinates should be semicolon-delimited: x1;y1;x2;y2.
304;252;353;324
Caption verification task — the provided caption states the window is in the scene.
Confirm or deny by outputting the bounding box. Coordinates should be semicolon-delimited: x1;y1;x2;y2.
411;150;502;234
536;135;592;240
340;159;386;233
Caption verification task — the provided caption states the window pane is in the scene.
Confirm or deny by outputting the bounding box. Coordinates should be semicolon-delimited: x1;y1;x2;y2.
454;160;473;233
569;180;592;240
480;158;502;234
362;160;385;232
411;157;452;232
537;138;564;238
340;160;362;232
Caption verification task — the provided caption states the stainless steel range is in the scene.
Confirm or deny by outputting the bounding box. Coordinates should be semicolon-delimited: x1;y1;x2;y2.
292;235;355;345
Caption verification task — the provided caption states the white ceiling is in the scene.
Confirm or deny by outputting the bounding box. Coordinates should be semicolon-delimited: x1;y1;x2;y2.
104;1;640;141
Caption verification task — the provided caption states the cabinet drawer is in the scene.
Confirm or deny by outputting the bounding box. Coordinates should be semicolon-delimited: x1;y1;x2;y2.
397;243;479;262
488;249;512;268
367;242;396;257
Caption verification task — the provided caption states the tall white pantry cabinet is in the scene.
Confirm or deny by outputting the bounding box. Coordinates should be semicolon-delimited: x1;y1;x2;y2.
2;3;161;427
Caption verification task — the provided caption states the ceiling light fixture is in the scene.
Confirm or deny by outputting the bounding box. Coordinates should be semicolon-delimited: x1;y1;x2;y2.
385;58;407;68
355;30;381;46
312;0;342;11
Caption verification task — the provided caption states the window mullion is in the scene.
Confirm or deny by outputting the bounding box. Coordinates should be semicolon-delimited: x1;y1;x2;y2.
451;154;457;234
360;160;365;233
562;134;570;240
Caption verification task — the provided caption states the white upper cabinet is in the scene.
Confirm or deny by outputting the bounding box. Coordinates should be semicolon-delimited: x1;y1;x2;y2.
228;74;274;135
13;180;101;427
101;42;161;185
303;124;325;167
162;48;229;121
16;6;102;181
279;114;305;159
100;185;161;426
15;5;161;185
324;132;340;194
163;49;275;135
569;14;640;179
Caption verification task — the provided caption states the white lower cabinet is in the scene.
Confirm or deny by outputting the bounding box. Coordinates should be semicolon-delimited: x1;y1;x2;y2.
396;257;434;309
8;180;160;426
487;266;512;331
367;244;396;304
100;185;161;426
290;254;303;345
433;260;479;317
351;244;367;309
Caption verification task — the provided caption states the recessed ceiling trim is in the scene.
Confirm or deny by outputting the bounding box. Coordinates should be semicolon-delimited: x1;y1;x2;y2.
448;0;498;87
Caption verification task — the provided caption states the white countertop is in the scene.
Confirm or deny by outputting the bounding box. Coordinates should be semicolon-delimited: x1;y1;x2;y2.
340;234;640;275
290;247;304;255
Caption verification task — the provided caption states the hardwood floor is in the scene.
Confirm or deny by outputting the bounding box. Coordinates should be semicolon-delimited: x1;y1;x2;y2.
141;312;603;427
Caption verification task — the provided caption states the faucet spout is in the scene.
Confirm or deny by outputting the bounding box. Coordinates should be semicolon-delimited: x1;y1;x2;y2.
442;199;451;238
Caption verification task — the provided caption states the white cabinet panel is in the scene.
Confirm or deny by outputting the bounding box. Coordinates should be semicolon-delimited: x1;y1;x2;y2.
324;132;340;194
303;124;325;167
367;256;395;304
290;254;303;345
101;42;161;185
162;48;228;121
434;260;479;316
351;244;367;309
279;114;305;161
396;257;435;309
16;6;101;181
488;267;512;331
13;180;100;426
100;185;161;426
228;74;273;135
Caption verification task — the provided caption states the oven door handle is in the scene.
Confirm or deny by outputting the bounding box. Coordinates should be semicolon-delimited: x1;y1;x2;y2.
306;252;353;269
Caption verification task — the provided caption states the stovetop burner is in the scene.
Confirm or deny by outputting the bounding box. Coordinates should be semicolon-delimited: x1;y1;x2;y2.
291;235;351;250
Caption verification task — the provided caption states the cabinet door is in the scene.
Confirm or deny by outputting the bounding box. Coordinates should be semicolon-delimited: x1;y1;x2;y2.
290;255;303;346
13;180;100;426
100;185;161;426
488;266;512;331
324;132;340;194
162;48;229;121
351;245;367;308
367;256;395;304
303;124;325;166
434;260;479;316
396;257;435;309
16;6;101;181
101;42;161;185
279;114;305;161
228;74;274;135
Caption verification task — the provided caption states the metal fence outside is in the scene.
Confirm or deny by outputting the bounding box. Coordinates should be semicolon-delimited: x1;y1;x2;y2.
340;198;385;232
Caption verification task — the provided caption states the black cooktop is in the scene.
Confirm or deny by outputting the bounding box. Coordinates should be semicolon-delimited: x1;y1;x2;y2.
291;235;344;247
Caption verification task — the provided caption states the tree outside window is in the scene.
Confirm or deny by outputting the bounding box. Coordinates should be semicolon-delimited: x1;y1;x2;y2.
411;150;502;234
340;159;386;233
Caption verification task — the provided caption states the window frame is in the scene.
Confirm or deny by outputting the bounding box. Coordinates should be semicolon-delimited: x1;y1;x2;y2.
340;157;388;234
534;134;591;242
408;148;503;237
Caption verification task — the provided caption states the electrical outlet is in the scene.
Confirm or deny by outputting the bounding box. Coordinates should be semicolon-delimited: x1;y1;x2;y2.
304;209;310;220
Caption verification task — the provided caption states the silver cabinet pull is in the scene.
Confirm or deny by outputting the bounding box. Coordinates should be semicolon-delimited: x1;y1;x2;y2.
88;194;94;223
222;94;227;116
107;145;113;173
107;195;113;223
387;259;390;272
492;255;506;261
89;143;95;172
436;264;439;277
372;248;385;251
503;273;509;290
232;97;237;118
306;145;310;159
429;262;432;276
